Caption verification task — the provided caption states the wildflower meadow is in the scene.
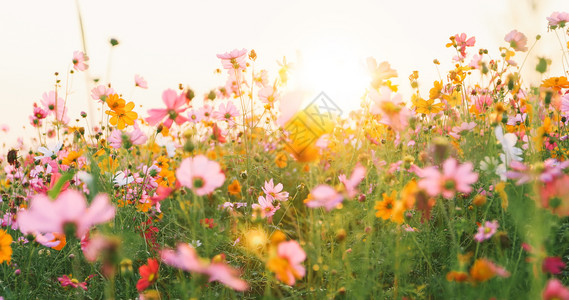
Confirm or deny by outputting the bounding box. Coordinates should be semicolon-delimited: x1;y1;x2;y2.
3;7;569;300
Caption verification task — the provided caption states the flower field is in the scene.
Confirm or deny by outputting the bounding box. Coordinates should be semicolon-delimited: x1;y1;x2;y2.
2;11;569;300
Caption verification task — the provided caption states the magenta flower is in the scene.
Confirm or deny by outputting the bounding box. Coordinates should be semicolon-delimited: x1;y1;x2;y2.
418;158;478;199
252;195;280;219
161;243;249;291
213;102;239;125
544;279;569;300
90;85;115;103
216;48;247;71
305;185;344;211
135;75;148;89
262;179;289;201
504;29;528;52
18;190;115;238
58;275;88;291
474;220;499;242
338;164;366;198
72;51;89;71
543;257;566;275
175;155;225;196
146;89;188;128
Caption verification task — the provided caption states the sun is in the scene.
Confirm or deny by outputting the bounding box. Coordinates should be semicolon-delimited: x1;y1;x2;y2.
292;38;369;114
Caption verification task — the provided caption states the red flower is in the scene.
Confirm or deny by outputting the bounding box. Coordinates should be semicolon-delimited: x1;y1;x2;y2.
543;256;566;275
136;258;159;292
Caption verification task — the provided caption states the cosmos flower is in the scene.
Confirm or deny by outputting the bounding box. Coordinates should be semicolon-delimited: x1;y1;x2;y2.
543;279;569;300
0;229;13;263
474;220;499;242
216;48;248;71
262;179;289;201
267;240;306;286
137;258;159;292
547;11;569;28
146;89;188;128
305;185;344;211
504;29;528;52
252;195;280;219
338;164;366;198
418;158;478;199
160;243;248;291
34;141;62;160
72;51;89;71
17;190;115;238
213;101;239;125
135;75;148;89
176;155;225;196
90;85;115;103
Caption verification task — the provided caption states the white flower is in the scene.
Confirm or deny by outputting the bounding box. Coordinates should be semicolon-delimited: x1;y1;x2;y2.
113;171;134;186
189;240;202;248
495;125;523;165
34;141;62;160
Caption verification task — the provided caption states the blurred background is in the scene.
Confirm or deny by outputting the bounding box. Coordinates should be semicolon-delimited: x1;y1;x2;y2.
0;0;566;146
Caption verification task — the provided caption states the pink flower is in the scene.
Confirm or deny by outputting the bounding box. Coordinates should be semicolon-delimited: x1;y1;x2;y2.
547;12;569;28
454;33;476;54
273;240;306;286
90;85;115;103
161;243;248;291
187;109;203;123
252;195;280;219
544;279;569;300
40;91;69;124
0;124;9;133
338;164;366;198
449;122;477;139
305;185;344;211
18;190;115;238
504;30;528;52
216;48;248;71
262;179;289;201
369;86;410;132
543;257;566;275
175;155;225;196
135;75;148;89
72;51;89;71
146;89;189;128
474;220;499;242
418;158;478;199
213;102;239;125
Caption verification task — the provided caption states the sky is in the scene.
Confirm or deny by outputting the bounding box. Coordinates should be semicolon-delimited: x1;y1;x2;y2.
0;0;567;147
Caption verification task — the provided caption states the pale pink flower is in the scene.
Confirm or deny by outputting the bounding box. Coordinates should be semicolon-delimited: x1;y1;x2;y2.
187;109;203;123
561;94;569;113
338;164;366;198
262;179;289;201
252;195;280;219
366;58;398;88
544;279;569;300
274;240;306;286
17;190;115;238
474;220;499;242
40;91;69;124
253;69;269;87
504;30;528;52
305;185;344;211
35;233;62;248
198;104;214;122
449;122;477;139
90;85;115;103
176;155;225;196
146;89;188;128
72;51;89;71
258;86;280;105
547;12;569;28
213;101;239;125
161;243;248;291
0;124;8;133
216;48;248;71
418;158;478;199
469;54;482;69
135;75;148;89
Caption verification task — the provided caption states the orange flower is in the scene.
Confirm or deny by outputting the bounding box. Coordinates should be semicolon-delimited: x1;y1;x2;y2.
136;258;159;292
542;76;569;91
446;271;469;282
374;191;405;223
228;179;242;197
469;258;510;282
105;94;125;111
0;229;13;263
106;101;138;130
50;232;67;251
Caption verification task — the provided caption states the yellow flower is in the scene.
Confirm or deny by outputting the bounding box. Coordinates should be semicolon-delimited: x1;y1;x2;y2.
106;101;138;130
429;80;443;100
442;90;462;106
415;98;444;115
62;150;83;166
275;152;288;168
542;76;569;92
374;191;397;220
0;229;13;263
